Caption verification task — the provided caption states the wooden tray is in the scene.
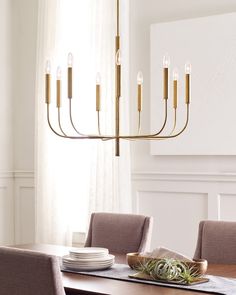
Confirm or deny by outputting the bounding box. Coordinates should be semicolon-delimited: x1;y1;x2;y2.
129;272;209;286
126;252;208;275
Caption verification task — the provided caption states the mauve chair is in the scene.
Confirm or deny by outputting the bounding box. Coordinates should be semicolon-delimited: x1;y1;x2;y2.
194;220;236;264
84;212;153;254
0;247;65;295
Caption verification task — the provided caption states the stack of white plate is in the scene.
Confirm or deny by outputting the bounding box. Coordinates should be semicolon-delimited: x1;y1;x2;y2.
62;247;114;271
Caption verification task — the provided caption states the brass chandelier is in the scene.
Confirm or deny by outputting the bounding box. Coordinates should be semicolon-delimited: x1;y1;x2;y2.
45;0;191;156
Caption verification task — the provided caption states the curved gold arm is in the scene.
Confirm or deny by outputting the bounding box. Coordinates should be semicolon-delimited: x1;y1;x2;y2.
137;111;141;135
69;99;86;136
151;99;168;136
58;109;67;136
168;109;177;136
47;104;67;138
137;99;168;136
118;104;189;140
97;111;101;136
147;104;189;140
47;102;188;140
47;104;115;140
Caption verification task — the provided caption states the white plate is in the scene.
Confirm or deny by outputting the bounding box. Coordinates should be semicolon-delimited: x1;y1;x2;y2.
69;247;108;256
62;260;114;267
63;254;115;263
62;261;114;271
63;259;114;266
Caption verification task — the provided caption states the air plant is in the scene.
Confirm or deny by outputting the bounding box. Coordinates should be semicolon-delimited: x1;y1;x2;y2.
137;258;202;284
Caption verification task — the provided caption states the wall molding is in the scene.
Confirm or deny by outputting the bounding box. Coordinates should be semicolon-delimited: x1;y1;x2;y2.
0;170;35;245
132;171;236;183
131;170;236;256
0;171;14;179
0;171;34;179
14;171;34;179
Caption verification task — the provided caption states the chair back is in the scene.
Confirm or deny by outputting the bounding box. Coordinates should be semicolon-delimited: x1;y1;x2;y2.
85;212;153;254
194;220;236;264
0;247;65;295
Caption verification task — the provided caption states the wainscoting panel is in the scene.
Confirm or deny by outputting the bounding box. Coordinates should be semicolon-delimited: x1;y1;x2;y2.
220;193;236;221
0;173;14;245
14;171;35;244
132;172;236;257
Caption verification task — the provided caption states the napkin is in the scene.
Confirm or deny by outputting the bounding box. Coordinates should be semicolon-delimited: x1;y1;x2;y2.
141;246;193;262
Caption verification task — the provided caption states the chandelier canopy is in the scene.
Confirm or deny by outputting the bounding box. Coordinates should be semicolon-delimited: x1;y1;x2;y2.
45;0;191;156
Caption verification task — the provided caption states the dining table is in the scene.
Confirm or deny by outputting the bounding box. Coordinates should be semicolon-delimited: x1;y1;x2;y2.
11;244;236;295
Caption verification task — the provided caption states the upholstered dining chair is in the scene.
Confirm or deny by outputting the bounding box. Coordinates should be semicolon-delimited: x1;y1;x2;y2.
0;247;65;295
194;220;236;264
84;212;153;254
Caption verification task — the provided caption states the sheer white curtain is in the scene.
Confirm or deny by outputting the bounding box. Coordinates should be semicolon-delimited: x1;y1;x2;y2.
35;0;131;245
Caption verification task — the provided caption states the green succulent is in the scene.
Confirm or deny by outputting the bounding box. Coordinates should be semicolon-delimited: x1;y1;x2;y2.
137;258;202;284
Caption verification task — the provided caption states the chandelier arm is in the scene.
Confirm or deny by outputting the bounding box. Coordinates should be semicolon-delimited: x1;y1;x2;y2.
69;99;86;136
58;109;68;136
117;104;189;140
168;108;177;136
150;104;189;139
48;105;116;140
162;104;189;139
47;104;67;138
47;104;189;140
137;111;141;135
151;99;168;136
97;111;102;136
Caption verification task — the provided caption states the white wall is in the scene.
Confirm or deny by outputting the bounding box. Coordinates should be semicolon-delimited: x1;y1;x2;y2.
11;0;38;244
12;0;37;171
0;0;13;171
0;0;14;245
0;0;37;246
130;0;236;256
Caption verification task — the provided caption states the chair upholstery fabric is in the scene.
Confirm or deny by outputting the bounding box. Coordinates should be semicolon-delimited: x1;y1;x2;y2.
85;212;153;254
194;220;236;264
0;247;65;295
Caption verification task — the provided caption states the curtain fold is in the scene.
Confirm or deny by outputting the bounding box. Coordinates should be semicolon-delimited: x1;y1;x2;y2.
35;0;131;246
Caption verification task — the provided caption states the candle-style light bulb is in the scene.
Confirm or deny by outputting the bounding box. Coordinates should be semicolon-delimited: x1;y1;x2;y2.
116;49;121;66
163;54;170;99
96;72;101;85
45;60;51;74
185;62;191;104
173;68;179;81
68;52;73;68
137;71;143;112
137;71;143;85
185;62;192;74
163;54;170;68
68;53;73;98
57;66;62;80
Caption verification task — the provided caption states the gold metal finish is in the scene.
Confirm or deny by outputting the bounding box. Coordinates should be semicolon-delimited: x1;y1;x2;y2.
115;1;121;157
96;85;101;111
138;85;142;112
45;0;191;156
163;68;168;99
173;80;177;109
57;80;61;108
186;74;190;104
45;74;51;104
68;67;72;98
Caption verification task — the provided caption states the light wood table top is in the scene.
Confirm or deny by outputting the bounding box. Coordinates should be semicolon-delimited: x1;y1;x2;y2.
12;244;236;295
